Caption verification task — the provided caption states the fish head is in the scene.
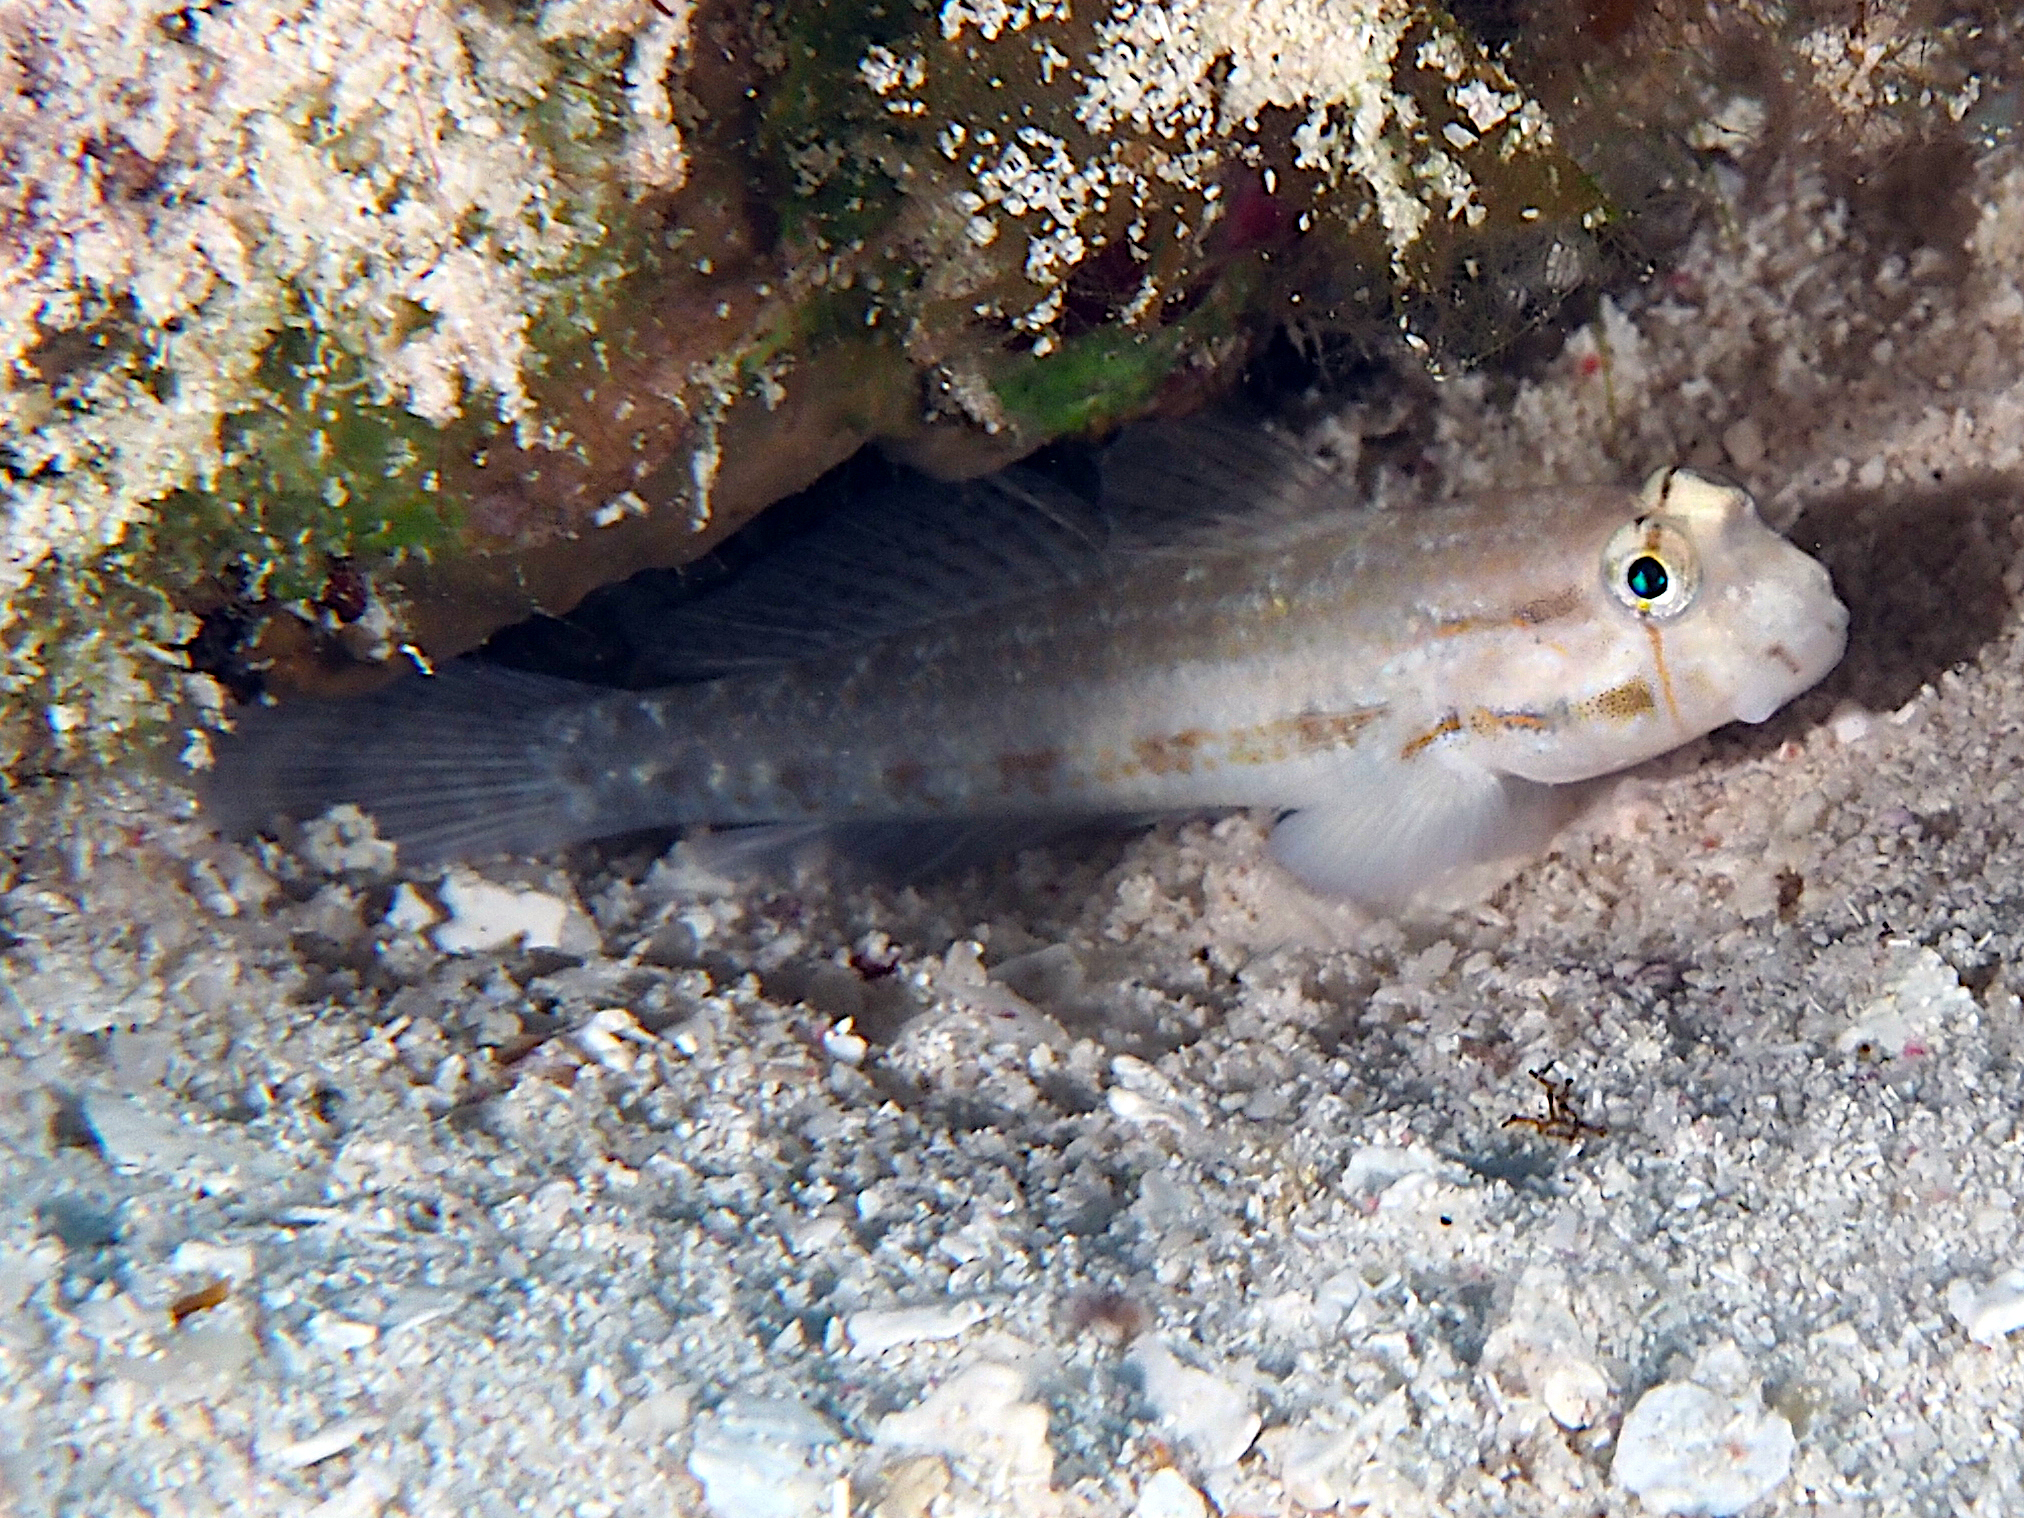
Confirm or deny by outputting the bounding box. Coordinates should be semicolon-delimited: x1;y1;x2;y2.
1489;468;1848;785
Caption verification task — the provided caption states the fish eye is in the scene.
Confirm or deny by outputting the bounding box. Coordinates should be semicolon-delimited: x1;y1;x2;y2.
1625;555;1667;599
1603;518;1699;619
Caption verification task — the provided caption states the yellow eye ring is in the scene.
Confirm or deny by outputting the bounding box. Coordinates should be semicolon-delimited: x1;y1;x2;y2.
1602;517;1700;619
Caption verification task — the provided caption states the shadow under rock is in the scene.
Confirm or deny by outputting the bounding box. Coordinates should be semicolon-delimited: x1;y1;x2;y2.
1732;475;2024;752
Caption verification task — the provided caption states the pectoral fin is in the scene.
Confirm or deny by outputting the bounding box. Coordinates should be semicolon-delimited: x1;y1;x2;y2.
1268;764;1575;905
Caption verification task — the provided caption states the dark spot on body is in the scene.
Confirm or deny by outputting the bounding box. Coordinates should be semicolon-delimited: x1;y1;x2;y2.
1434;586;1581;637
883;759;930;803
775;761;831;808
1226;708;1380;766
998;748;1063;795
1470;705;1553;736
1291;709;1380;748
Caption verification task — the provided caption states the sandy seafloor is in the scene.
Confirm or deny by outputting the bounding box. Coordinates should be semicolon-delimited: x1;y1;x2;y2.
16;139;2024;1518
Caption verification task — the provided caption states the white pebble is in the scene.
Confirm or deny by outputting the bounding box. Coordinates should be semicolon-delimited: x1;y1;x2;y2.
168;1241;256;1281
299;805;398;874
821;1018;868;1065
1340;1144;1439;1197
1539;1356;1612;1432
1265;1390;1412;1510
70;1290;150;1345
308;1314;379;1352
1827;702;1874;745
1482;1265;1612;1431
431;871;569;953
1947;1269;2024;1345
616;1387;693;1443
1721;416;1767;471
1133;1466;1209;1518
82;1091;205;1175
786;1215;848;1256
383;882;441;933
845;1300;987;1356
1837;946;1972;1058
875;1361;1055;1500
1613;1345;1793;1516
1129;1336;1260;1471
265;1415;381;1470
574;1008;647;1072
686;1396;839;1518
1107;1086;1189;1132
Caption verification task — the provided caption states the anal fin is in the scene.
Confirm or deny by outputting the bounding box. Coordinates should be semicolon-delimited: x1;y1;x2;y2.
677;816;1124;886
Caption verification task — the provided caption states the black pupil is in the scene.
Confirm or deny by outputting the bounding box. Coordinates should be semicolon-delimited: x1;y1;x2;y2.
1626;555;1668;600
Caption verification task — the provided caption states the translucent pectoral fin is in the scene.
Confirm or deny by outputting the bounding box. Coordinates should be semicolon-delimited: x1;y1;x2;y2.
1268;764;1575;905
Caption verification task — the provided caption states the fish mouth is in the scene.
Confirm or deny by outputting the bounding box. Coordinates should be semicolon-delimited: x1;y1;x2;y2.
1733;604;1849;724
1735;688;1799;725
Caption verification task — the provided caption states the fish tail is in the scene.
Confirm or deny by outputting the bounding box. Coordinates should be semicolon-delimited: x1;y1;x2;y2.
205;663;623;864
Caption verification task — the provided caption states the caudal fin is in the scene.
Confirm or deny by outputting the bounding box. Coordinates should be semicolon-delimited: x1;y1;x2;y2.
205;663;613;864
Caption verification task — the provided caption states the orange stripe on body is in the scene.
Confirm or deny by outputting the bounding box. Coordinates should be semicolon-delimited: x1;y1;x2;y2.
1072;707;1385;784
1432;587;1582;639
1400;713;1462;759
1643;621;1681;726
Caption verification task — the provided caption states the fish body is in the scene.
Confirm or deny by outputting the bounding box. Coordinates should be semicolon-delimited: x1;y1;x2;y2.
215;424;1848;901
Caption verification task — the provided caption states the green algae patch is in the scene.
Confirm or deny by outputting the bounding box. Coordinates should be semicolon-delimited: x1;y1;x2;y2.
987;325;1193;437
165;325;467;603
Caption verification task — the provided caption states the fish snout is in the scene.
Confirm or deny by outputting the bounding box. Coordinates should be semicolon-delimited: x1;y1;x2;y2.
1732;572;1848;724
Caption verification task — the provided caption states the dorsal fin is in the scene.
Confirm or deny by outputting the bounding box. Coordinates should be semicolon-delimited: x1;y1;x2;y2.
616;464;1117;685
1098;415;1363;548
606;412;1360;687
